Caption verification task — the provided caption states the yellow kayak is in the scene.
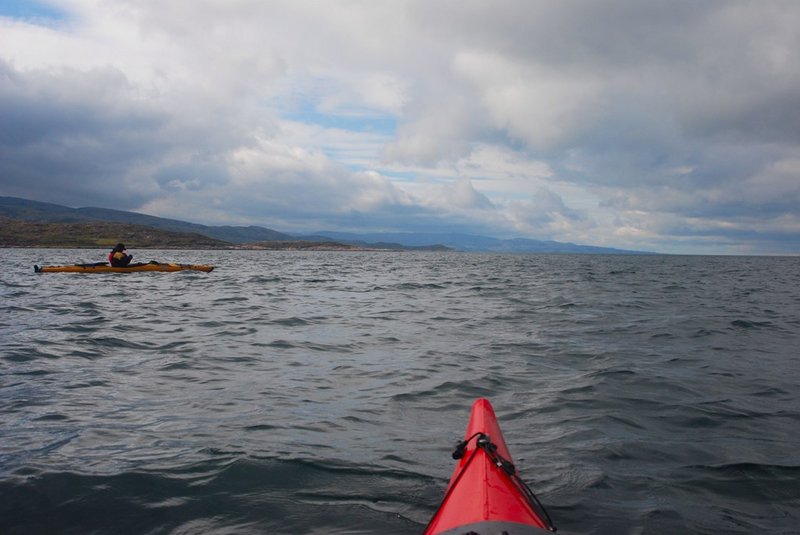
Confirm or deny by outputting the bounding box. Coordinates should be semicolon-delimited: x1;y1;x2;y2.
34;262;214;273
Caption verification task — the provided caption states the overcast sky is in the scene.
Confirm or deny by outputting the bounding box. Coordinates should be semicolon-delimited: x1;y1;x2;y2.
1;1;799;254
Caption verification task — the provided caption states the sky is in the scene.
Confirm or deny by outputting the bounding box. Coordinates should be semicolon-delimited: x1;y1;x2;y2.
1;1;799;254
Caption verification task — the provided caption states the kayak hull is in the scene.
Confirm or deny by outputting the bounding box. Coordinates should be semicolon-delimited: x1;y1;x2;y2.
34;263;214;273
433;520;553;535
424;398;554;535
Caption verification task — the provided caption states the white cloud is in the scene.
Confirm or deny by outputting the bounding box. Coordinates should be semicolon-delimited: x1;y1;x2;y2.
1;0;799;253
423;178;494;211
453;51;603;151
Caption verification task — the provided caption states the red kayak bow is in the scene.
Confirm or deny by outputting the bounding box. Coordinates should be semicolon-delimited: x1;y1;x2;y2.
424;398;556;534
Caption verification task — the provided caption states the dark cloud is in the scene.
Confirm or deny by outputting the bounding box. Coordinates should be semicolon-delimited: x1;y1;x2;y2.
1;2;799;253
0;61;165;206
0;59;258;210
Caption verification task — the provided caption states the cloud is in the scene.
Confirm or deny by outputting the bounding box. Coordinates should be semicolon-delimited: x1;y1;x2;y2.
425;178;495;211
1;0;799;253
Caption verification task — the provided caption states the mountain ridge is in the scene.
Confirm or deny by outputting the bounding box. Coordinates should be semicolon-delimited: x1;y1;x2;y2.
0;196;652;254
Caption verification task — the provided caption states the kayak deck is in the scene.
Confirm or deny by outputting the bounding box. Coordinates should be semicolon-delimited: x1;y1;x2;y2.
424;398;556;535
34;262;214;273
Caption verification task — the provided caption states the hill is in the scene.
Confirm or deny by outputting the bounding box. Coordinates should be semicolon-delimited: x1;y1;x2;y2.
1;196;652;253
0;196;291;243
0;196;451;251
0;216;230;248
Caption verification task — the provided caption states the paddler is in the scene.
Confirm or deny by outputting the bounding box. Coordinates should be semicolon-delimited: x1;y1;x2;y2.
108;243;134;267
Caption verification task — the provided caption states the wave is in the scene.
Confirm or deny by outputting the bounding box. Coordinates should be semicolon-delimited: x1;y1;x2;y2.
3;251;800;534
0;456;430;534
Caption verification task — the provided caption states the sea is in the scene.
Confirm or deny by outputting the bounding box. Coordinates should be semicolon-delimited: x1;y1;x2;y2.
1;248;798;534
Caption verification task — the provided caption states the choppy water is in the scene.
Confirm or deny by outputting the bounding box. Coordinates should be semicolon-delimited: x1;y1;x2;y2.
1;249;799;534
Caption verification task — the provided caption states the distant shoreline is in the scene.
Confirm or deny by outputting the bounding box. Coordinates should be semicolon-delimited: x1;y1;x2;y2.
1;243;436;252
1;196;649;254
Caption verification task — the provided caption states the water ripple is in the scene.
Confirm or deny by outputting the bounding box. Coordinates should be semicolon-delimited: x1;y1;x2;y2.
1;250;798;533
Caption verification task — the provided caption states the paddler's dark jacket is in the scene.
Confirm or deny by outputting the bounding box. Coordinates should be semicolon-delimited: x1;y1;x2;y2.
109;250;132;267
